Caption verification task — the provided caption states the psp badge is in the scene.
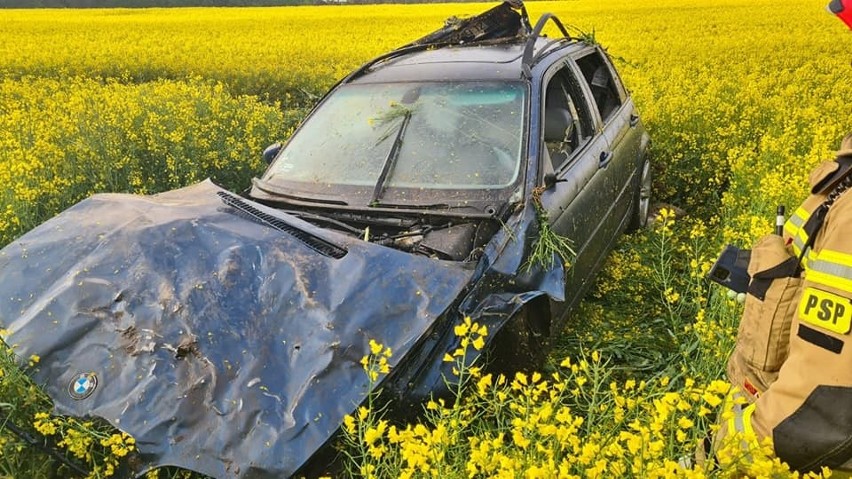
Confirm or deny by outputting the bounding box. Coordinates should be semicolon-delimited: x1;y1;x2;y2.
69;372;98;400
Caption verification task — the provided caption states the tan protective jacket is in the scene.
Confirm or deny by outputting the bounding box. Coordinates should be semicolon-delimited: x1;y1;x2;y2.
725;149;852;472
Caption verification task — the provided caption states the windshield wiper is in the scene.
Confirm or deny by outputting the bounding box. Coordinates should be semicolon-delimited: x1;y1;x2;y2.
369;202;468;210
281;209;365;236
370;110;412;206
251;178;349;206
368;202;499;217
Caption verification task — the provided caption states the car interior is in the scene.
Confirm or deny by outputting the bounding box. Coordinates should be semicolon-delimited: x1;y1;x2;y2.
543;74;582;171
576;53;623;123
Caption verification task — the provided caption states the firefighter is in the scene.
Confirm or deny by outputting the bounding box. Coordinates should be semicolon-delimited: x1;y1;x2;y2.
716;5;852;471
723;133;852;470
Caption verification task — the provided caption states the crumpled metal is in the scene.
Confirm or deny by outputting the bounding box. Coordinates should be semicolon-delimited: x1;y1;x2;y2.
0;179;564;478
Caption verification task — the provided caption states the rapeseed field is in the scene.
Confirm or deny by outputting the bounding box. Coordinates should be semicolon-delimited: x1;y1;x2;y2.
0;0;851;477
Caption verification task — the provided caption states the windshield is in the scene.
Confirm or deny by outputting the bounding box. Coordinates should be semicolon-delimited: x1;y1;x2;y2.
262;81;526;205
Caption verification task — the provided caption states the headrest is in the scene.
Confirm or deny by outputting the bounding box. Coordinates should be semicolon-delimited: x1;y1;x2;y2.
544;107;573;142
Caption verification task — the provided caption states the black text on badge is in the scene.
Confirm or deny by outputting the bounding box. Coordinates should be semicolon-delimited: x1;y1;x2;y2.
799;287;852;335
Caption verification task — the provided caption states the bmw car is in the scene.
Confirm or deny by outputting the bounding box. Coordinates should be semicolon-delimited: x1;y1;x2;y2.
0;2;650;477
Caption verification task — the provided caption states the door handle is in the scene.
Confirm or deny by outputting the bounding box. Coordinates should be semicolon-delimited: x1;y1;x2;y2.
629;114;640;127
599;151;613;169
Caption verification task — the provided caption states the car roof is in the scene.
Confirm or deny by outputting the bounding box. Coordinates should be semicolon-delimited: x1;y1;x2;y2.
347;37;588;84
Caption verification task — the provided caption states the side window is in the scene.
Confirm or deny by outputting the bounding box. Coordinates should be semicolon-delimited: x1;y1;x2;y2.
541;66;594;171
575;50;624;123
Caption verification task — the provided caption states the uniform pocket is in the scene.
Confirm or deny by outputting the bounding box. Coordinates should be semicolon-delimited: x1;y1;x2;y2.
727;235;801;399
740;275;801;370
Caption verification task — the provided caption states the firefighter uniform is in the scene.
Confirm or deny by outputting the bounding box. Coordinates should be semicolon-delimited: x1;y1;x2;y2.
716;2;852;472
723;135;852;472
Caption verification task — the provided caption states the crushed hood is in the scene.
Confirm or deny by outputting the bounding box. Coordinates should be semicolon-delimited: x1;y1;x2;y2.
0;180;473;478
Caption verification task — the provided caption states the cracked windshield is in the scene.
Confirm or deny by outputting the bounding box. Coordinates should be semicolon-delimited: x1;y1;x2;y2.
264;82;525;193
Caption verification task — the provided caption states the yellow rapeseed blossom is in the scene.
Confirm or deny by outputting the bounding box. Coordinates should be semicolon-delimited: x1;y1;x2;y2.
1;1;850;478
0;77;287;247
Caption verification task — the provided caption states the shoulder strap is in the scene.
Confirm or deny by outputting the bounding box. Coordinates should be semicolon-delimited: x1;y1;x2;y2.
798;173;852;265
812;155;852;195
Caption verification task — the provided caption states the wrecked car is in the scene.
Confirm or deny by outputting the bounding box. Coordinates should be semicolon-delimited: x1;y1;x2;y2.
0;2;650;477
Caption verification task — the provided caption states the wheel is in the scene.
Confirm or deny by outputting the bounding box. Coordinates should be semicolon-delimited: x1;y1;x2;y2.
486;307;549;376
627;157;652;231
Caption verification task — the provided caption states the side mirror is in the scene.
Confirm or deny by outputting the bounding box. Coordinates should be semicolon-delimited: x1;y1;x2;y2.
262;142;282;165
543;172;568;190
544;172;558;189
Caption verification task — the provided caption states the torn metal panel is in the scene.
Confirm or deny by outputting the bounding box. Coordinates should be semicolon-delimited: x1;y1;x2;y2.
377;203;566;408
0;180;479;478
406;1;530;47
0;180;565;477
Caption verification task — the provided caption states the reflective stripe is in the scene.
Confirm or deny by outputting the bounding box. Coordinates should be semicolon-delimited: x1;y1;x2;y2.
806;269;852;295
726;399;757;459
733;403;746;433
783;222;797;237
806;249;852;294
742;403;757;437
814;248;852;267
781;205;852;271
787;207;809;229
791;231;807;258
785;207;810;257
729;401;757;437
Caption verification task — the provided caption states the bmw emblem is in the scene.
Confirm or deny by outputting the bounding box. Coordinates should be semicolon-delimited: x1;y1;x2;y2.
68;372;98;400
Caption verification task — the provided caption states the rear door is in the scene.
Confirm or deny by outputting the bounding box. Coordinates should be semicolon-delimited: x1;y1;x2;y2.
573;47;643;228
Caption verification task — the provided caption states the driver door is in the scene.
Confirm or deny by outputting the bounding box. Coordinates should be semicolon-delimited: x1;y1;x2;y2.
537;61;614;328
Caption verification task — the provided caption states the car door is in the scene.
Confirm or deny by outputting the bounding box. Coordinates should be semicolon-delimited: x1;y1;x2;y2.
537;60;615;326
573;47;643;229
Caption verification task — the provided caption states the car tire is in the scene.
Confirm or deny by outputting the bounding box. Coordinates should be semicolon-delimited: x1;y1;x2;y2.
627;157;652;231
487;307;548;376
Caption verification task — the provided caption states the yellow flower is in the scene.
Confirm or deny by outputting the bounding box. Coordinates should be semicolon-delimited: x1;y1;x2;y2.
702;391;723;408
343;414;356;434
364;420;387;446
33;413;57;436
454;322;469;337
